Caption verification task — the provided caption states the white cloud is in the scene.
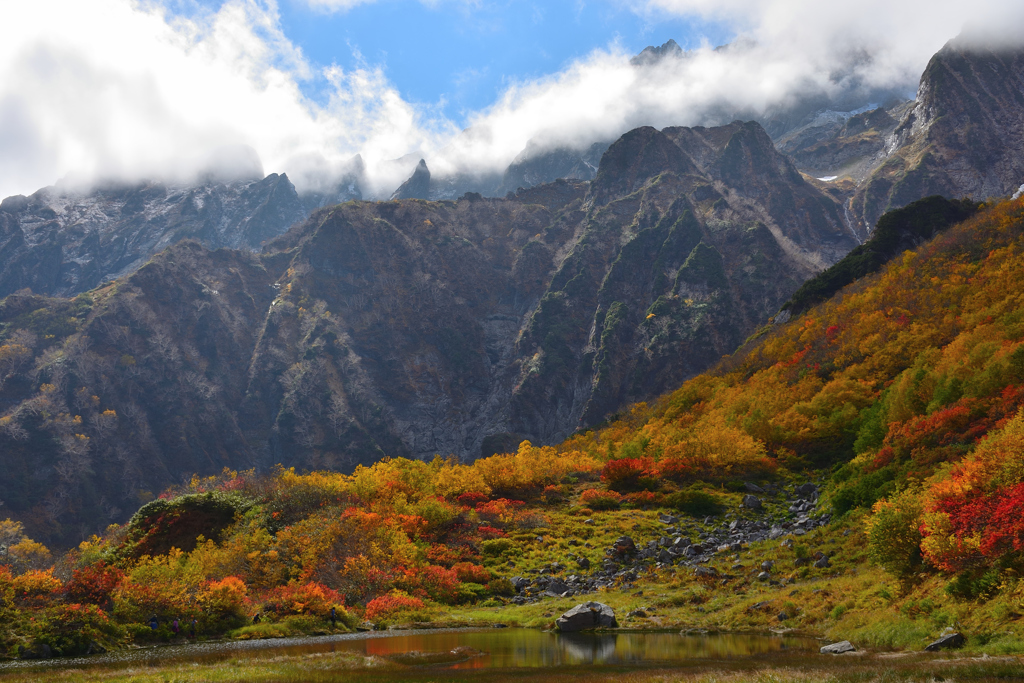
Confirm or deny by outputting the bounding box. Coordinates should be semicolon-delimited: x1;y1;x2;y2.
0;0;447;199
2;0;1024;203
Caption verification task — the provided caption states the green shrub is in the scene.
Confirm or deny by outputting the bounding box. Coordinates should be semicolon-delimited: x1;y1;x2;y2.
665;487;723;517
866;489;923;578
481;538;513;556
487;577;516;597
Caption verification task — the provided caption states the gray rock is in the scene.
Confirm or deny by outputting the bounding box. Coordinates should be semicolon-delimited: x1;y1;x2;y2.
758;571;771;581
925;633;966;651
820;640;856;654
575;557;591;570
742;495;762;510
584;519;595;525
777;611;790;621
761;560;774;571
613;536;637;555
19;642;53;659
744;482;766;493
556;602;618;632
814;556;831;569
795;483;818;496
694;566;718;579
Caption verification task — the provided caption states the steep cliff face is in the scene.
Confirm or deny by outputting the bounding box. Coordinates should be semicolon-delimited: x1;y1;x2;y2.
240;124;856;466
0;173;318;299
0;243;278;540
0;120;857;544
852;38;1024;232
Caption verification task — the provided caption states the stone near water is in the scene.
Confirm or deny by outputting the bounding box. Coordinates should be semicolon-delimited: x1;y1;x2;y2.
556;602;618;632
925;633;966;651
820;640;856;654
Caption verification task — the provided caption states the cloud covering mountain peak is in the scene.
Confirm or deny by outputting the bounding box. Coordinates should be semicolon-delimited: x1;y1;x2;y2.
2;0;1023;202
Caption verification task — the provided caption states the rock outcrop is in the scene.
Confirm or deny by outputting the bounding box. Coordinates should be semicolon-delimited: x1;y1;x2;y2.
853;37;1024;234
820;641;856;654
390;160;432;200
556;602;617;631
0;174;312;298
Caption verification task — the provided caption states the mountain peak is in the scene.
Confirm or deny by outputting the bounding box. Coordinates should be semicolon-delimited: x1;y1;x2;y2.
390;159;431;200
631;39;683;67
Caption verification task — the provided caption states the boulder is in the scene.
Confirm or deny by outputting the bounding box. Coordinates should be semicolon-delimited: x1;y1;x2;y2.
575;557;591;570
925;633;966;651
820;640;856;654
18;642;53;659
795;483;818;496
814;556;831;569
742;495;762;509
761;560;774;571
613;536;637;554
556;602;618;631
694;566;718;579
744;482;765;493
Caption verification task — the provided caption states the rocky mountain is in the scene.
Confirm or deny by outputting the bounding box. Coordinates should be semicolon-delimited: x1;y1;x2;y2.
849;37;1024;233
390;160;432;200
0;119;856;544
0;173;352;300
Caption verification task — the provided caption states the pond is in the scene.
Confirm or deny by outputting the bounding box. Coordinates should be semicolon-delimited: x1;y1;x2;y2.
0;628;821;674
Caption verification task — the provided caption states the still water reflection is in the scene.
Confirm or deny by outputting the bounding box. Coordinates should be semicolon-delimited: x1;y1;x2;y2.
0;628;820;673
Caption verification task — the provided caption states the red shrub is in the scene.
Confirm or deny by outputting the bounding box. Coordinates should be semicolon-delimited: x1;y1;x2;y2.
364;592;426;621
457;491;490;508
622;491;661;508
397;565;460;603
477;525;506;539
578;488;622;510
260;581;342;616
475;498;526;527
655;458;691;482
64;562;124;610
451;562;491;584
601;457;656;492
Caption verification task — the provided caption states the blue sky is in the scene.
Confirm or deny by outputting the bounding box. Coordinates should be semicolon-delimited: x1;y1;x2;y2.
225;0;731;124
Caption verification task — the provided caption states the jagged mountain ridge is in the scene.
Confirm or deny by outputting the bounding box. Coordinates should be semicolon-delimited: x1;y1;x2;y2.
851;37;1024;232
0;119;856;544
0;173;361;300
